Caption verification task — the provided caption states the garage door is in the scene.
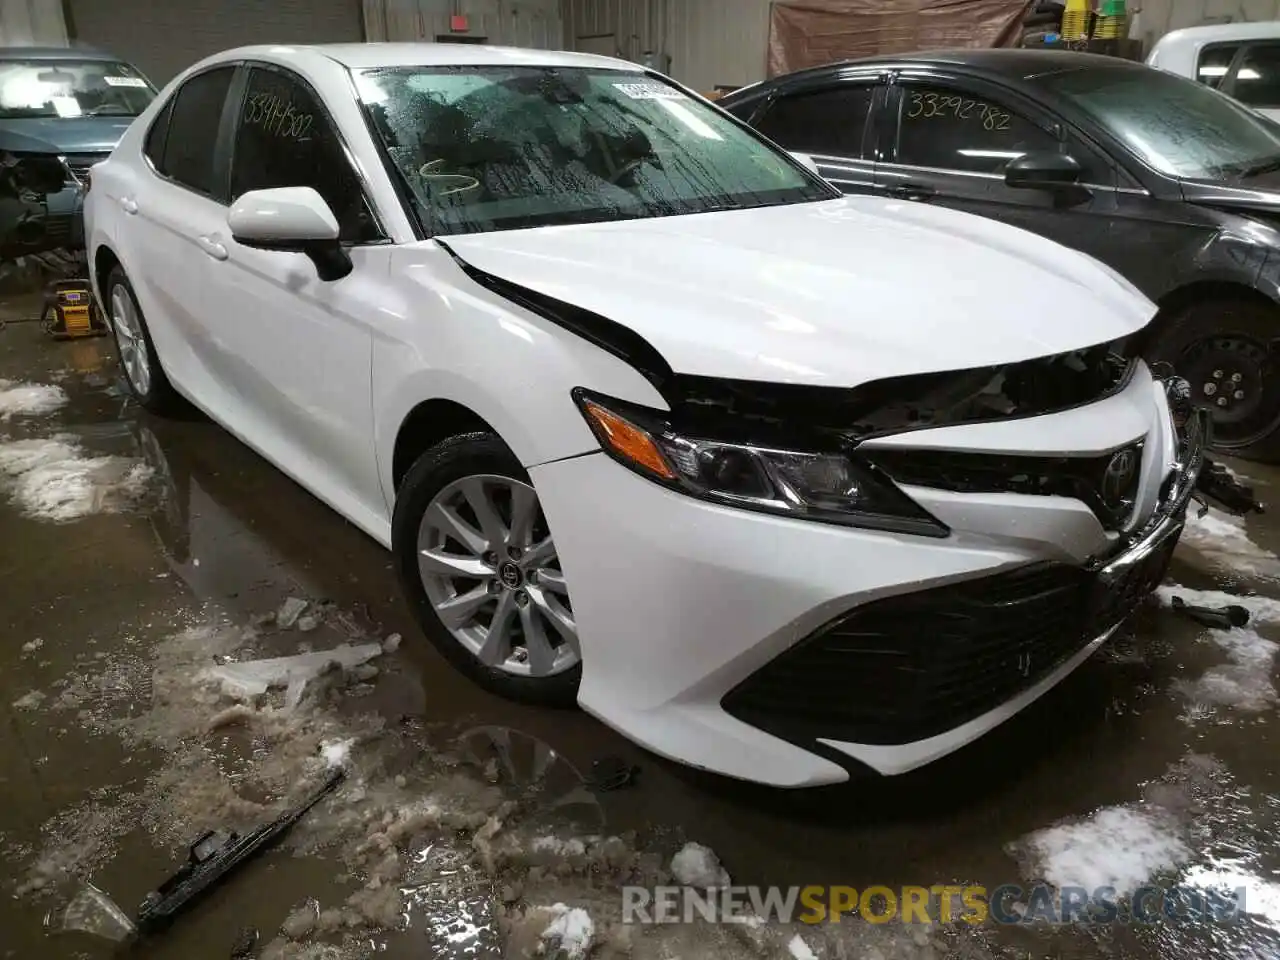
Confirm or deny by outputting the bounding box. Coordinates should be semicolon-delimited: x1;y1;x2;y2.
65;0;363;87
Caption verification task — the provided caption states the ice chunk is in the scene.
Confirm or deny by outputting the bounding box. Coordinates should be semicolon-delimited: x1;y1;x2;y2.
539;903;593;960
382;632;402;653
321;738;355;768
788;934;818;960
670;841;730;888
21;638;43;654
275;597;309;629
54;883;136;942
12;690;45;710
205;643;382;700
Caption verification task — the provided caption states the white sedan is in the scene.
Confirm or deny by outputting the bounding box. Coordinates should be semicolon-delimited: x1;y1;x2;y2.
86;42;1208;788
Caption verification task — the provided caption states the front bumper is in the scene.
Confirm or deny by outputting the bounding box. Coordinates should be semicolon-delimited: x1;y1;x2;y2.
530;374;1207;788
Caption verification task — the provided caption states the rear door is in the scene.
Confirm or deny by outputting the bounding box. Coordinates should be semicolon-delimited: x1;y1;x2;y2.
742;73;887;194
878;70;1122;264
118;63;240;403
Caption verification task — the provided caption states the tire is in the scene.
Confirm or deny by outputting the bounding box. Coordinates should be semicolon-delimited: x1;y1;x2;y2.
105;266;183;415
1148;298;1280;463
392;432;582;706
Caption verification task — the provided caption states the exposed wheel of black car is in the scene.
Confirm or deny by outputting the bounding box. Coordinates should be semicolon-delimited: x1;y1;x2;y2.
392;432;582;706
105;266;183;415
1149;298;1280;463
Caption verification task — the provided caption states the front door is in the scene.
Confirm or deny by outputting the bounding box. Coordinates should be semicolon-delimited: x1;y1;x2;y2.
211;63;389;527
876;74;1121;267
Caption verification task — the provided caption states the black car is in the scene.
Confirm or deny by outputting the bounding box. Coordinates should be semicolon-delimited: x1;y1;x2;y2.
719;49;1280;462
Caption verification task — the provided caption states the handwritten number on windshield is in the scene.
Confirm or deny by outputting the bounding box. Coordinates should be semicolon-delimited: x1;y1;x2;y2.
907;92;1010;130
245;93;314;140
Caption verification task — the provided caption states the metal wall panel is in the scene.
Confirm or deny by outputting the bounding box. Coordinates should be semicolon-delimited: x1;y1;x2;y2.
662;0;771;93
68;0;363;85
563;0;666;62
1133;0;1280;52
0;0;67;46
366;0;564;48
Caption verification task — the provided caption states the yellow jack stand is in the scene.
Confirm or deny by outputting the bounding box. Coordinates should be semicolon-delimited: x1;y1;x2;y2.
42;278;107;340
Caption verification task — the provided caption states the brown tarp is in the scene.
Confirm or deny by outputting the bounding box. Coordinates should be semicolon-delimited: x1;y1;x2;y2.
767;0;1034;78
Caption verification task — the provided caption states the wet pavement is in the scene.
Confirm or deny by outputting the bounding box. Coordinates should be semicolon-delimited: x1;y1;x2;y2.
3;283;1280;960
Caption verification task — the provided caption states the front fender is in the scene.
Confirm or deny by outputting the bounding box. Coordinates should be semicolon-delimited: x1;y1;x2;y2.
373;244;670;510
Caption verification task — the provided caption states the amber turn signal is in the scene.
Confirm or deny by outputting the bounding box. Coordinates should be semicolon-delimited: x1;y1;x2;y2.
581;400;676;480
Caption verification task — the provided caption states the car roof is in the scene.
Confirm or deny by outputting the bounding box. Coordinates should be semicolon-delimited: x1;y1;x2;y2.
212;42;642;73
724;48;1152;102
0;44;119;61
1152;20;1280;48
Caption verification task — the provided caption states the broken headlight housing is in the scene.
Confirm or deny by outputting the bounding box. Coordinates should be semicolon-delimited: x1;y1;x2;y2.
572;388;949;537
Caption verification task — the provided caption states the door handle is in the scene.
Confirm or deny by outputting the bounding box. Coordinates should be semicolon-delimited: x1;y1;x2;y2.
197;235;228;261
120;197;138;214
887;183;936;201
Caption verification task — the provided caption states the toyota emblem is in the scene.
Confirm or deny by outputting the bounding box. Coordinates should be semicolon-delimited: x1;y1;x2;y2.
1102;448;1138;507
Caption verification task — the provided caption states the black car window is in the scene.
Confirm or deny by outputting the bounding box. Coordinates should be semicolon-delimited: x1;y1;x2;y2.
1197;43;1239;89
159;66;235;199
754;85;875;157
894;84;1059;175
230;66;380;244
1231;42;1280;109
144;99;173;170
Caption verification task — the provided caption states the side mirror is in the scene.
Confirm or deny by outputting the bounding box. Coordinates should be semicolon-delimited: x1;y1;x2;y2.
1004;151;1082;190
227;186;352;281
790;151;823;177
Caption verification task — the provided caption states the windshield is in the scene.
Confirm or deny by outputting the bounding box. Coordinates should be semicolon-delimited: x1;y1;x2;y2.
354;66;834;236
0;59;155;119
1036;65;1280;181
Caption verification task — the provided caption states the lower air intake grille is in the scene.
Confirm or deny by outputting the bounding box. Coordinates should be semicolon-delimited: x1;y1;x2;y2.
722;541;1176;749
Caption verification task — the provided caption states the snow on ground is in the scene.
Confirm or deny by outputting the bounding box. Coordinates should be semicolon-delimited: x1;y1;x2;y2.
1157;584;1280;715
0;378;67;419
1180;507;1280;579
11;603;1002;960
0;435;152;521
1176;627;1280;714
1008;755;1232;899
1014;804;1191;893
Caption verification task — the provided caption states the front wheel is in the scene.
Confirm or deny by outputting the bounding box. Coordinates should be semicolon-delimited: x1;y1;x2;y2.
392;432;582;706
1149;298;1280;463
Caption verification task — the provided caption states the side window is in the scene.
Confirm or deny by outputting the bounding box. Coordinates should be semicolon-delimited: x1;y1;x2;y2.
1231;42;1280;109
1197;43;1239;89
895;85;1058;175
160;67;236;198
754;85;875;157
230;67;379;243
144;99;173;170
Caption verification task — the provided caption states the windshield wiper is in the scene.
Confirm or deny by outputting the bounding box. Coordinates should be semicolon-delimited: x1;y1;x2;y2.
1237;155;1280;179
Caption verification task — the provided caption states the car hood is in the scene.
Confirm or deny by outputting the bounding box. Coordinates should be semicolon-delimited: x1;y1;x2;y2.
441;196;1155;388
0;116;135;153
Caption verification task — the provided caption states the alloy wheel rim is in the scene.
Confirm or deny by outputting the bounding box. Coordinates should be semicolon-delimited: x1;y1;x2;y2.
110;285;151;397
417;474;579;678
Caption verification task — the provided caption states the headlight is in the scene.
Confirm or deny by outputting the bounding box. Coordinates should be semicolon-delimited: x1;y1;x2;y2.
572;388;949;537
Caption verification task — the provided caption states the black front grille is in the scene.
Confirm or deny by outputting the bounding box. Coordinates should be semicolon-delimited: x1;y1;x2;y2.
722;536;1178;750
865;442;1144;531
61;153;108;185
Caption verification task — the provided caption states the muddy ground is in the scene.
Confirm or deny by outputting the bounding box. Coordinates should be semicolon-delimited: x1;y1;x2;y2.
2;282;1280;960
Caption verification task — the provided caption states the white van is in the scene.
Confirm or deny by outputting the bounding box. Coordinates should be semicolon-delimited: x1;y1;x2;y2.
1147;21;1280;120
